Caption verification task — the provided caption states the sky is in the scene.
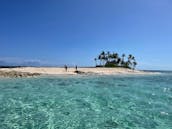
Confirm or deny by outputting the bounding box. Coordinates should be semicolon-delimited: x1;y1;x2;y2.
0;0;172;70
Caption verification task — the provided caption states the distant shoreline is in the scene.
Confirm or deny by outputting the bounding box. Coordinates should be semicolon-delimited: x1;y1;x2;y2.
0;67;160;78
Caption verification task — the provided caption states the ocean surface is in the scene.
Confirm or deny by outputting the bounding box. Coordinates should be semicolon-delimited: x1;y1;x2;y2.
0;72;172;129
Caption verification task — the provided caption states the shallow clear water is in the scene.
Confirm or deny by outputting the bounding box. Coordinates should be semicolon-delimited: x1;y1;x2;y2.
0;73;172;129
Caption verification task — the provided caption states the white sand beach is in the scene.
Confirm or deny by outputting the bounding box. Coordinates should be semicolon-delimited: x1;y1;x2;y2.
0;67;158;77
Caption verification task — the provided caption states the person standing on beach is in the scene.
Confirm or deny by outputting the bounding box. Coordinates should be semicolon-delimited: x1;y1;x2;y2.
64;65;67;72
75;65;78;71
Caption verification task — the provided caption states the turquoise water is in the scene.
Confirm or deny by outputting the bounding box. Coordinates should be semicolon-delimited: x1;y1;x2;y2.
0;73;172;129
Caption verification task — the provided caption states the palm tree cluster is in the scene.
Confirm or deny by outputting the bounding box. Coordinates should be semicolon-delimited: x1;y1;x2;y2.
94;51;137;69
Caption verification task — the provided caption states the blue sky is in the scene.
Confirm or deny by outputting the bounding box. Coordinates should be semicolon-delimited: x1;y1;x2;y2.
0;0;172;70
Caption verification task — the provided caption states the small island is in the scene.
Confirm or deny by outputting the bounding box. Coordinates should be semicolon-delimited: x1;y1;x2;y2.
94;51;137;69
0;52;158;78
0;51;159;78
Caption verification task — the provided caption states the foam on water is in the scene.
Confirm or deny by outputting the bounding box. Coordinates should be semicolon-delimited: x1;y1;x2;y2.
0;73;172;128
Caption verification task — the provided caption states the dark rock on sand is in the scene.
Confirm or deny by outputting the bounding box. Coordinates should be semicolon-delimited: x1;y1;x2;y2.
0;71;41;78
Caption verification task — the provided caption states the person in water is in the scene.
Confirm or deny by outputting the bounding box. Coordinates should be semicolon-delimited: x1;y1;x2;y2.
64;65;67;72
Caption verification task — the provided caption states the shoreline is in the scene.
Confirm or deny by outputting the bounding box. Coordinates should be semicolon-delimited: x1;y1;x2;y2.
0;67;160;78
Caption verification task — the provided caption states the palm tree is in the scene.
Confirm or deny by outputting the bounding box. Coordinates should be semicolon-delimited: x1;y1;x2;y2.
100;51;105;56
131;56;135;63
112;53;118;64
127;54;133;68
133;61;137;70
97;51;106;66
127;54;137;69
128;54;132;60
100;51;106;66
108;52;114;62
107;51;110;62
122;54;125;60
94;58;97;66
121;54;125;66
117;57;121;65
98;55;102;66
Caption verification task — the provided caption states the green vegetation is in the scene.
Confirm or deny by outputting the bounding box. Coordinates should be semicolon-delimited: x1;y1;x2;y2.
94;51;137;69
